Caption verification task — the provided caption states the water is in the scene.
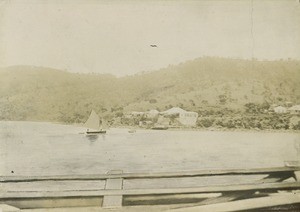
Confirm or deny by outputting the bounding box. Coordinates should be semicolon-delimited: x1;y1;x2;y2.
0;121;299;177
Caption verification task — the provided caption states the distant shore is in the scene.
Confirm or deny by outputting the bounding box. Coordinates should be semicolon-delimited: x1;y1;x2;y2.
1;120;299;134
140;126;300;134
42;121;300;134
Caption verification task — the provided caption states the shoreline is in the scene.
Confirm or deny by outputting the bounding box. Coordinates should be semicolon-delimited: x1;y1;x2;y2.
1;120;299;134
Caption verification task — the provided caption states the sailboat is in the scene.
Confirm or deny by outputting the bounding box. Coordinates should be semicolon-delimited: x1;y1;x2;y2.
84;110;106;135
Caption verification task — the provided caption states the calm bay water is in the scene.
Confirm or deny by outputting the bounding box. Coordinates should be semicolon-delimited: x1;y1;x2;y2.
0;121;299;177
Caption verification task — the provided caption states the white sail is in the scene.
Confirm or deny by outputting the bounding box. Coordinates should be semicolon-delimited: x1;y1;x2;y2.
84;110;100;130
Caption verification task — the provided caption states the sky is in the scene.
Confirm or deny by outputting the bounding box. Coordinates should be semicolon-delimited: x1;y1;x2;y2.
0;0;300;76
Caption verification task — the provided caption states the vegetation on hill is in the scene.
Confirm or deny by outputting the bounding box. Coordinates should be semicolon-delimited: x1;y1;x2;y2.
0;57;299;128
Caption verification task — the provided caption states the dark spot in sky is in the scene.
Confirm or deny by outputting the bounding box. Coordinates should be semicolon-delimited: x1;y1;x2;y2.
150;45;157;47
11;170;14;173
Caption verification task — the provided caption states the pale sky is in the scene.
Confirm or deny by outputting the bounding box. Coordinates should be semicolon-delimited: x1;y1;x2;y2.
0;0;300;76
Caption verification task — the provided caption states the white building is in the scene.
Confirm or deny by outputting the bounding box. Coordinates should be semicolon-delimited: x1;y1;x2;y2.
179;112;199;126
273;106;287;114
161;107;187;115
161;107;198;126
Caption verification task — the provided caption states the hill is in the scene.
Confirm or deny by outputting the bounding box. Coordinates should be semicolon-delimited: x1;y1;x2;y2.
0;57;299;123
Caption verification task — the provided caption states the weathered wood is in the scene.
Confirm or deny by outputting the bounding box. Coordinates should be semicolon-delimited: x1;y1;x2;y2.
190;191;252;207
167;193;300;212
1;167;297;209
0;197;102;209
102;170;123;208
1;167;299;182
1;182;299;199
259;172;293;183
285;161;300;167
170;173;289;210
294;171;300;181
0;204;20;211
124;193;221;205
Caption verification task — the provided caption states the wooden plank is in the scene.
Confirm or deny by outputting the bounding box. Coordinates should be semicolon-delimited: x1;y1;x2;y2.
0;197;102;210
124;193;222;206
171;173;289;210
102;170;123;208
259;172;292;183
124;193;221;202
285;161;300;167
167;193;300;212
1;167;299;182
190;191;253;207
1;182;300;199
0;204;20;211
294;171;300;181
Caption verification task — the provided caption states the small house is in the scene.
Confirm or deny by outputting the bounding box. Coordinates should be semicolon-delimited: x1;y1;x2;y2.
273;106;287;114
161;107;198;126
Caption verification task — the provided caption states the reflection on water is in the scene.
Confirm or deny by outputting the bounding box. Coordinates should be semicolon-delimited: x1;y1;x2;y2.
86;134;106;143
86;134;99;142
0;121;299;176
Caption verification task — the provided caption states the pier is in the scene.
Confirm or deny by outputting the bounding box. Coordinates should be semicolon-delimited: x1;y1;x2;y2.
1;165;300;211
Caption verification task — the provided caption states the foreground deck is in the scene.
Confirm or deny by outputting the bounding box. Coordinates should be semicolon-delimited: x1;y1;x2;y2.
1;165;300;211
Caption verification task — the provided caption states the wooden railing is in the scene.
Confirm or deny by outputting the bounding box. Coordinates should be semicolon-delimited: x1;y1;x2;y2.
1;166;299;182
1;166;300;210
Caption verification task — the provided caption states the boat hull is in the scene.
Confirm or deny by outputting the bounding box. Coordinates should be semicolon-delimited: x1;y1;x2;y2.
151;127;168;130
86;130;106;135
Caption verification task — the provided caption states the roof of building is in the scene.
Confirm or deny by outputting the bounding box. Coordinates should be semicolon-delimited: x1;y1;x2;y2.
274;106;287;110
161;107;187;115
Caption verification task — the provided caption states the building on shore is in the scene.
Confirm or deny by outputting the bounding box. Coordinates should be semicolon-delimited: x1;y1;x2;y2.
127;107;198;127
273;106;287;114
160;107;198;126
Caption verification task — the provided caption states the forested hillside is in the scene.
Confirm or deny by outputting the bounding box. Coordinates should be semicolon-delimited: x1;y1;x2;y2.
1;57;299;123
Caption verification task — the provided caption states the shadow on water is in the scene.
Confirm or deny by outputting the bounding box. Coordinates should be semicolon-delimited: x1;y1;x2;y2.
86;134;99;143
86;134;106;144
